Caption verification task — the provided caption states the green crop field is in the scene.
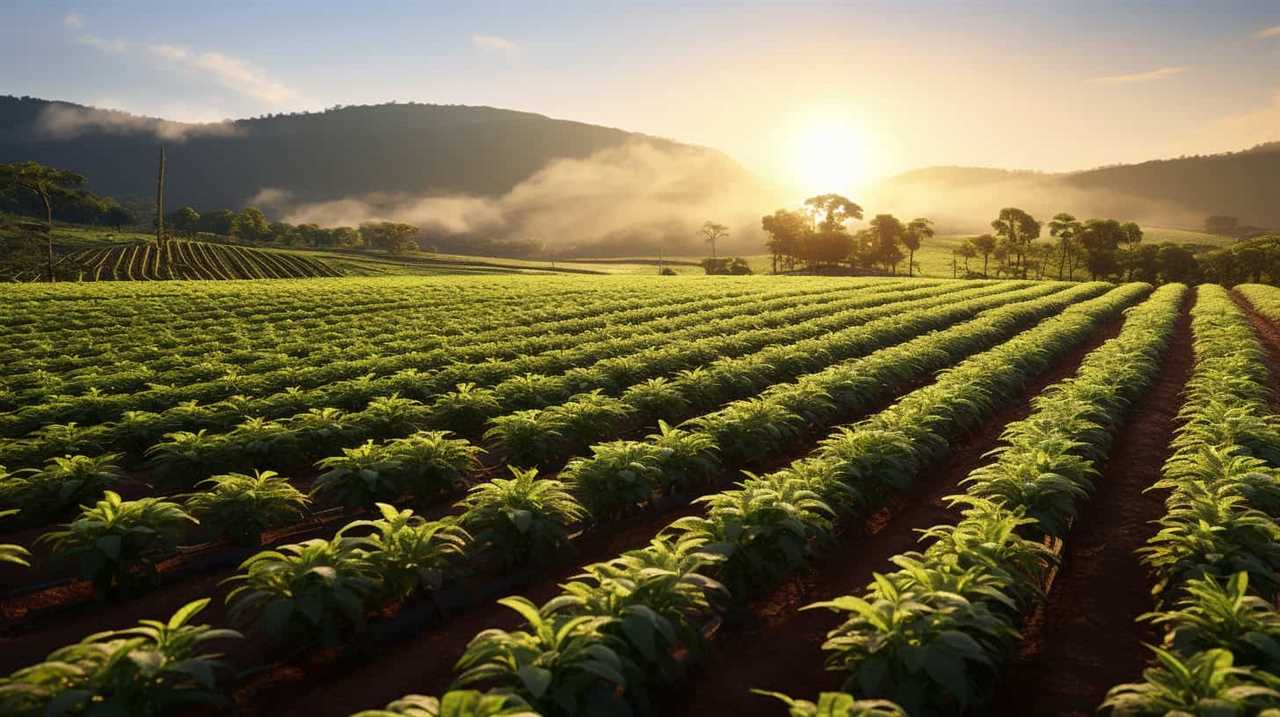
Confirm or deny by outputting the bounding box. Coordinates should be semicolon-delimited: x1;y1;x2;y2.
2;274;1280;716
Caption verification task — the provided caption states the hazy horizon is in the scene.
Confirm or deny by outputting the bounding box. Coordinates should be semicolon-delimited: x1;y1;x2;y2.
4;1;1279;204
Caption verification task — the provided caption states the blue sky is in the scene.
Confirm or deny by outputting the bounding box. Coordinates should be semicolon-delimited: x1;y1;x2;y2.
3;0;1279;189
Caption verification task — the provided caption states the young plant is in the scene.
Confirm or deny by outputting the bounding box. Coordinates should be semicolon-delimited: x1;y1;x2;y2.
0;453;123;524
342;503;469;601
755;692;907;717
352;691;537;717
312;440;404;509
1101;647;1280;716
456;467;585;567
1143;572;1280;675
39;491;196;598
147;429;230;486
452;596;630;716
0;509;30;567
383;431;481;501
561;441;663;520
184;470;310;546
431;383;502;436
225;535;379;645
0;598;241;716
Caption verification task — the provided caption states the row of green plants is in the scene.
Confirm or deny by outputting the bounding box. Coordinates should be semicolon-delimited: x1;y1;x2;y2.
1099;285;1280;715
2;279;870;431
0;284;1065;595
2;277;709;381
484;282;1064;466
781;284;1186;715
346;283;1149;716
0;283;1000;492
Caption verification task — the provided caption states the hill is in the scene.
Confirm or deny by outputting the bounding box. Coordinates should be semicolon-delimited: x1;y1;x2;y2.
56;239;341;281
0;96;740;210
869;143;1280;232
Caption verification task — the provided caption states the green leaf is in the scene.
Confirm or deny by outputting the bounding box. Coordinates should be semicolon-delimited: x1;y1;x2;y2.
516;665;553;698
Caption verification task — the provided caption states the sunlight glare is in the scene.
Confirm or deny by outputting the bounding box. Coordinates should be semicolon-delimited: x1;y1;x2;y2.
786;116;878;197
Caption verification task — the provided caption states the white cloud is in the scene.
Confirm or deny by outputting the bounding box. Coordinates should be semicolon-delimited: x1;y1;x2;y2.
472;34;518;55
63;13;83;29
1089;66;1188;84
1256;25;1280;39
36;104;241;141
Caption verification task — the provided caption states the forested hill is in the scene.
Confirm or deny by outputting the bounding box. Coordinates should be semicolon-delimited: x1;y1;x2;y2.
874;142;1280;230
0;96;711;209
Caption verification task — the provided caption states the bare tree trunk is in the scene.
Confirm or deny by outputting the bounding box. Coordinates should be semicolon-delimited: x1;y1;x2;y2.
908;249;915;277
155;145;166;247
40;189;54;281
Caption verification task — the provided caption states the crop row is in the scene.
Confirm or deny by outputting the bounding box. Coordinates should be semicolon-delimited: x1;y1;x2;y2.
0;281;1127;716
0;281;989;470
333;282;1147;715
780;283;1183;714
2;279;810;400
0;280;884;431
1099;285;1280;714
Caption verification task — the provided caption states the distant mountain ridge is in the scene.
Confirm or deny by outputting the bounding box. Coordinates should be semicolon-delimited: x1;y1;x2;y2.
0;96;739;211
875;142;1280;230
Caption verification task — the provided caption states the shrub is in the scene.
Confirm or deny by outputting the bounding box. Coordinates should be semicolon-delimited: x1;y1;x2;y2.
39;491;196;598
342;503;469;601
184;470;310;546
383;431;481;501
432;383;502;435
0;598;241;716
456;467;585;567
0;454;123;524
312;440;403;509
225;536;379;645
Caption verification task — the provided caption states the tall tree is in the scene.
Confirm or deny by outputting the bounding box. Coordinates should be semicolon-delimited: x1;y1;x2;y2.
971;233;997;277
171;207;201;236
868;214;906;274
0;161;86;281
902;217;934;277
234;207;270;242
803;194;863;231
802;194;862;268
955;241;976;274
761;209;808;273
1077;218;1124;280
990;207;1041;279
1047;212;1082;280
698;221;729;259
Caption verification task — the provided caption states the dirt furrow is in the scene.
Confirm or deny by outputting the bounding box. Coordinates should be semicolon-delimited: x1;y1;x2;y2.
988;292;1193;717
661;315;1126;717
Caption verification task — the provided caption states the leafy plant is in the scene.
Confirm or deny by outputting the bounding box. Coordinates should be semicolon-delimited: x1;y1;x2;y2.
352;690;537;717
39;491;196;597
1101;647;1280;716
0;598;241;717
342;503;469;601
432;383;502;435
312;440;403;509
452;596;629;716
755;691;907;717
0;509;30;566
1144;572;1280;675
184;470;310;546
456;467;585;567
383;431;480;501
561;441;663;520
225;535;379;645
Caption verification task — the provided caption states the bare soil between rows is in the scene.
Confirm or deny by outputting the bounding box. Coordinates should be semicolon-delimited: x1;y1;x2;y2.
659;314;1127;717
988;289;1194;716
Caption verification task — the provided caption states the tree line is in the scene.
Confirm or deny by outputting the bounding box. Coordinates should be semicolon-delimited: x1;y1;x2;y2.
759;194;934;276
164;205;420;254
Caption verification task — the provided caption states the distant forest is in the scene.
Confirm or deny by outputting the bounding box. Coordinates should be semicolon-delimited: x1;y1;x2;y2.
0;96;696;209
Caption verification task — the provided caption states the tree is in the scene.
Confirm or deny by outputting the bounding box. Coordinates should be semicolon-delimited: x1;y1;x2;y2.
1157;244;1200;284
991;207;1041;278
801;194;862;268
234;207;271;242
1078;218;1124;280
0;161;87;281
803;194;863;230
902;217;934;277
199;209;237;236
698;221;729;259
955;241;976;274
171;207;201;236
1047;213;1082;280
868;214;906;273
971;233;997;277
1120;221;1143;249
1205;215;1239;236
761;209;808;273
361;222;419;254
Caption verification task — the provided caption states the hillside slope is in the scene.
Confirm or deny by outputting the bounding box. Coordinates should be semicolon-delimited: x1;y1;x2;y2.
870;143;1280;231
60;240;340;281
0;96;733;210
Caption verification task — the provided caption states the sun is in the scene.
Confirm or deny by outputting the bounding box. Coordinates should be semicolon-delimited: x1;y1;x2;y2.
786;117;878;197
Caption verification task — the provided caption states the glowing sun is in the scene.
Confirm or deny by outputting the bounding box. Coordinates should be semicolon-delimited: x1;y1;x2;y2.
786;117;878;196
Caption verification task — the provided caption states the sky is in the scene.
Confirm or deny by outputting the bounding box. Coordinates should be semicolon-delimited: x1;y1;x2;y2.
3;0;1279;199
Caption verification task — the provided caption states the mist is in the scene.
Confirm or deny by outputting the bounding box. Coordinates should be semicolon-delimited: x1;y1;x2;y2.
864;170;1204;234
36;105;241;142
251;141;780;257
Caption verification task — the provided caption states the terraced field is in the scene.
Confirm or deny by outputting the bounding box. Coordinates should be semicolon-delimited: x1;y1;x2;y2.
60;239;341;280
3;275;1280;716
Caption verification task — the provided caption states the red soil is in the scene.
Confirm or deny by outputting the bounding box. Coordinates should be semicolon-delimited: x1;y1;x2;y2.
660;315;1126;717
988;291;1193;717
